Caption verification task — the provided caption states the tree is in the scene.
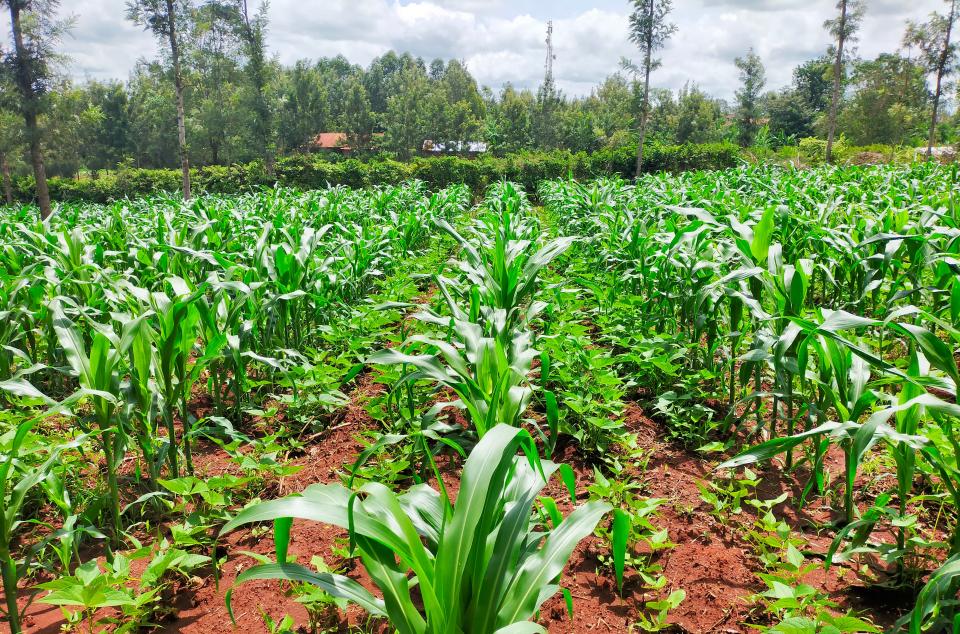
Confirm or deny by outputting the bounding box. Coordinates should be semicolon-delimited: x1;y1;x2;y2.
675;82;725;144
126;61;180;167
0;49;21;205
904;0;959;157
127;0;193;199
428;59;484;149
824;0;866;163
429;58;445;81
237;0;275;174
81;81;134;170
364;51;404;115
343;75;374;150
734;48;766;146
767;89;815;143
382;62;428;159
838;53;929;146
645;87;678;143
190;1;243;166
625;0;677;177
488;83;534;154
45;85;106;178
2;0;70;219
556;101;595;152
793;56;833;113
275;60;328;153
582;74;636;151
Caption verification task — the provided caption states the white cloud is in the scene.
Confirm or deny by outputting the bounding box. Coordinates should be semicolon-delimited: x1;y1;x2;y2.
0;0;946;99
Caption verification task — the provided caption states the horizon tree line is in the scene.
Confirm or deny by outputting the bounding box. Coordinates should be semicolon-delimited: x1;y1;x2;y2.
1;0;960;207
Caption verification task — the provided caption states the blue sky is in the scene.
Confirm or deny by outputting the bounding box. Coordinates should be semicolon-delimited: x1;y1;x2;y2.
1;0;946;100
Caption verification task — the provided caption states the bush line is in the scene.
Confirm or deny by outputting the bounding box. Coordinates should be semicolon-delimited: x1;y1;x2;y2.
9;143;740;204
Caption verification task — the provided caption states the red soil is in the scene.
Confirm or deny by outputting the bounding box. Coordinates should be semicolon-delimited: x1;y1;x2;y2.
5;382;924;634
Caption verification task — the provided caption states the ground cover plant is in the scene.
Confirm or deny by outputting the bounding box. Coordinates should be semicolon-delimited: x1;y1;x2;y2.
1;163;960;633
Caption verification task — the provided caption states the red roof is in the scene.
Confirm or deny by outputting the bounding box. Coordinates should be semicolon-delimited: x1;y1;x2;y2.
312;132;349;149
310;131;383;151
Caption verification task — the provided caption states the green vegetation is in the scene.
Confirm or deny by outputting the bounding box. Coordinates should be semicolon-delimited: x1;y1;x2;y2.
3;0;960;211
3;163;960;633
539;162;960;632
5;0;960;630
4;143;740;204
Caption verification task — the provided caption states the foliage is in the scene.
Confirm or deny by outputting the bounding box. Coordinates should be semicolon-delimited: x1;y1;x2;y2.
222;424;612;634
7;144;741;204
539;163;960;628
734;49;767;147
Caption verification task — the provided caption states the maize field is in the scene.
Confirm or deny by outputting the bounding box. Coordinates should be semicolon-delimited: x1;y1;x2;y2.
2;163;960;633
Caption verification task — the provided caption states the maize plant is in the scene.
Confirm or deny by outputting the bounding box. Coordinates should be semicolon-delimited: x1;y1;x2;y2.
222;424;613;634
4;165;960;632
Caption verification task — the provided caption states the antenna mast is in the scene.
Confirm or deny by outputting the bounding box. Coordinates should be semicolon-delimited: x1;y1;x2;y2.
544;20;556;86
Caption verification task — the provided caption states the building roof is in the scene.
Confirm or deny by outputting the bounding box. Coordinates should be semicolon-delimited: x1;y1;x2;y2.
422;140;489;153
918;146;957;157
312;132;349;150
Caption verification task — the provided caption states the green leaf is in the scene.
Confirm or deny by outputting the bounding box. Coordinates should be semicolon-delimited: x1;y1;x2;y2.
612;509;629;595
275;517;293;563
750;208;776;262
768;617;818;634
232;563;386;617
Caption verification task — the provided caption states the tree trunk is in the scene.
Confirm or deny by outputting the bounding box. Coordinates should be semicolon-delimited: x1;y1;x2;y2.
9;1;52;219
167;0;191;200
635;0;654;179
928;0;957;158
826;0;848;165
1;152;12;205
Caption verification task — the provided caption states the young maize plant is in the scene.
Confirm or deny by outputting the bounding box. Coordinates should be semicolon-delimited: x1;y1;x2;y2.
4;164;960;632
371;183;569;444
222;424;614;634
0;182;472;569
0;421;88;634
539;163;960;627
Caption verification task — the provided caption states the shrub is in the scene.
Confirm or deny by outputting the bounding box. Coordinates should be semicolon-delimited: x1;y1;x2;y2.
10;143;743;204
588;142;739;176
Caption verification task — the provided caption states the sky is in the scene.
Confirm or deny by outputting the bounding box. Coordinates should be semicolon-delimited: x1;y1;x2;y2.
0;0;947;101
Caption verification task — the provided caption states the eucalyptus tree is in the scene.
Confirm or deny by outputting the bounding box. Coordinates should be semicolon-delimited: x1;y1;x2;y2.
431;59;485;149
824;0;866;163
1;0;70;219
383;62;429;159
237;0;275;175
344;75;374;151
625;0;676;177
190;0;244;166
734;48;766;147
903;0;960;157
126;0;193;199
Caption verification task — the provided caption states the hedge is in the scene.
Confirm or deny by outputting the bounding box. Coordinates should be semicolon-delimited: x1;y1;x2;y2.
11;143;740;204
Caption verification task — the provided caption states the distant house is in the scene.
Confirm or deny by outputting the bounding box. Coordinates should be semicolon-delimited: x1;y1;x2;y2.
309;132;383;154
310;132;351;154
422;140;489;156
916;146;958;160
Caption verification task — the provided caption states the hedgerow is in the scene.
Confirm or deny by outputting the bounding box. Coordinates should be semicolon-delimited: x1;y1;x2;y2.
10;143;740;203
